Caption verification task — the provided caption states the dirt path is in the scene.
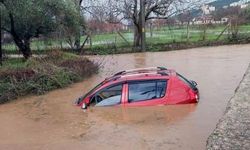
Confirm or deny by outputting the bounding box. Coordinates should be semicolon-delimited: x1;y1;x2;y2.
0;44;250;150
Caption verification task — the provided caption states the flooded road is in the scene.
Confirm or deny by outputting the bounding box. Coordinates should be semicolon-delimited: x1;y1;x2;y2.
0;44;250;150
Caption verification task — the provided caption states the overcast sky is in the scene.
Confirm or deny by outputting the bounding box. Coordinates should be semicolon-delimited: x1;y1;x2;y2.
81;0;222;23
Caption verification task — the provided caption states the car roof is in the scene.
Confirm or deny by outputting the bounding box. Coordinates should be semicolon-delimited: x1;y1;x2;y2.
103;67;176;84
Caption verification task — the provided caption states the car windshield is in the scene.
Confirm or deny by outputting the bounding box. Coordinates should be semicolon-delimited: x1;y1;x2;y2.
93;84;122;106
76;80;105;104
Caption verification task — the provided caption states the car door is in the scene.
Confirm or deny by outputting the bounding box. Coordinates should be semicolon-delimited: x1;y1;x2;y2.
124;80;168;106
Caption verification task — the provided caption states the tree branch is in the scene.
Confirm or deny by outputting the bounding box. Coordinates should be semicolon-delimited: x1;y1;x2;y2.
1;27;11;33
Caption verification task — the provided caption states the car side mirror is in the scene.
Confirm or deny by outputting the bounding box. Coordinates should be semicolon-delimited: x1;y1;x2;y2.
81;103;87;109
75;96;84;105
190;80;198;87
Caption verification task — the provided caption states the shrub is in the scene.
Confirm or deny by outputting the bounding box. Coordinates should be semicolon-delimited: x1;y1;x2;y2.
0;52;99;104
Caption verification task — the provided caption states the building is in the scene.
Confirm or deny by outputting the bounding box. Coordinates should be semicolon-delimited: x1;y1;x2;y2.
87;20;128;33
230;0;250;7
201;4;216;15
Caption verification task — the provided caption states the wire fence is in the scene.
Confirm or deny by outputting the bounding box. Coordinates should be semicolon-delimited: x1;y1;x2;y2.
2;24;250;54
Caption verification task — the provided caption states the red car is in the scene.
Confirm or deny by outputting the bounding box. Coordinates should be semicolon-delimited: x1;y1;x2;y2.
76;67;199;109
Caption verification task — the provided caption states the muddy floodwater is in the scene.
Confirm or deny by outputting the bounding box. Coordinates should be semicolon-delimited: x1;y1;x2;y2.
0;44;250;150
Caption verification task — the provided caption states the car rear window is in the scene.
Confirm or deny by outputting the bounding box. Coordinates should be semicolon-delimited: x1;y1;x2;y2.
128;80;167;103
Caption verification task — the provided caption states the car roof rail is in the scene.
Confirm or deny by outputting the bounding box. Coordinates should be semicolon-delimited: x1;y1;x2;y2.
104;76;120;84
104;67;168;83
113;67;167;76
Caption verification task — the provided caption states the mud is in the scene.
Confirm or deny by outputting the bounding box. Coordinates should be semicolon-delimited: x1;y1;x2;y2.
0;44;250;150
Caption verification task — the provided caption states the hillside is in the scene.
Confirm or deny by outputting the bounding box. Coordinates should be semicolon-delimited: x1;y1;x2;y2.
190;0;247;17
209;0;240;8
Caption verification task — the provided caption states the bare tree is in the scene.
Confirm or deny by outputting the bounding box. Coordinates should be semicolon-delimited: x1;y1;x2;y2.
84;0;201;50
227;7;245;39
178;10;192;42
115;0;198;47
212;6;247;40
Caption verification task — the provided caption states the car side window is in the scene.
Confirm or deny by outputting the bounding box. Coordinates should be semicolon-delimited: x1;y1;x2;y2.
92;84;122;107
128;80;167;103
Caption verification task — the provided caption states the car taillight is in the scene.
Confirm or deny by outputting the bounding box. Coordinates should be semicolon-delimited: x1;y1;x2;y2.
195;94;199;102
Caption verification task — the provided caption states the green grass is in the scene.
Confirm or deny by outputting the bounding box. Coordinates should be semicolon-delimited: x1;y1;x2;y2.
2;24;250;53
0;52;80;69
1;58;28;69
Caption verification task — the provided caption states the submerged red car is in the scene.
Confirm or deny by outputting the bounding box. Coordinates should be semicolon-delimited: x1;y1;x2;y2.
76;67;199;109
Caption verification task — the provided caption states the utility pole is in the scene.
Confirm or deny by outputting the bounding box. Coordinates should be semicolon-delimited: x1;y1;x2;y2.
140;0;146;51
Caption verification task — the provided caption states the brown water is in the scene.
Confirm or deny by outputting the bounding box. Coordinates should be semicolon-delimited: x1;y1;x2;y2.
0;44;250;150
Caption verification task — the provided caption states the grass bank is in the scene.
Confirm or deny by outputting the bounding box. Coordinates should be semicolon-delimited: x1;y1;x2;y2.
3;24;250;55
0;51;99;104
82;35;250;55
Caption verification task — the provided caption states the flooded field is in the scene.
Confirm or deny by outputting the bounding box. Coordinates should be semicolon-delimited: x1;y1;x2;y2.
0;44;250;150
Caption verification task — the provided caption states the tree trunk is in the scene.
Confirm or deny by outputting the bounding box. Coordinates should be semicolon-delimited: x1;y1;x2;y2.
0;46;2;66
0;31;2;66
8;13;31;59
187;21;190;42
134;25;141;47
13;37;32;59
0;32;2;66
202;25;207;41
0;14;2;65
79;35;90;53
150;23;153;37
74;33;81;50
74;0;83;51
89;35;92;48
231;22;239;40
